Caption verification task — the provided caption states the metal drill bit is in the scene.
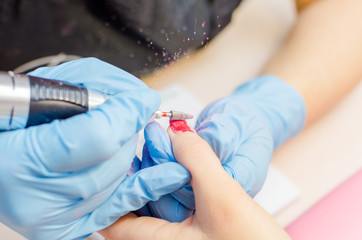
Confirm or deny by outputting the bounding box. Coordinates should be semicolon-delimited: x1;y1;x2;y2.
155;110;193;120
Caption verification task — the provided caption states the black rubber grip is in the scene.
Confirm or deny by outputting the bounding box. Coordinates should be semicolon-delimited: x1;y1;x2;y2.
26;76;89;127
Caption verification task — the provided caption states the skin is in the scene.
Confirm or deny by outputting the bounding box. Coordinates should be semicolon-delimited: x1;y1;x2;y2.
263;0;362;125
99;124;291;240
295;0;320;10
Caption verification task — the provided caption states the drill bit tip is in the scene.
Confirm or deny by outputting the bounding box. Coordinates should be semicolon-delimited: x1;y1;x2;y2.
155;110;193;120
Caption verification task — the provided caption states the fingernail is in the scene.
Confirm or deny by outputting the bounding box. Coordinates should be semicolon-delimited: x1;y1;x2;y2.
169;120;193;133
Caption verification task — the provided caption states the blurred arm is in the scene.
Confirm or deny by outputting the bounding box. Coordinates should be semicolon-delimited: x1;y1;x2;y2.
262;0;362;125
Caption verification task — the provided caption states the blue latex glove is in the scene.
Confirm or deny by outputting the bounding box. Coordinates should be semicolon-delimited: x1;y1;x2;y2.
196;76;306;196
137;76;305;221
0;58;190;240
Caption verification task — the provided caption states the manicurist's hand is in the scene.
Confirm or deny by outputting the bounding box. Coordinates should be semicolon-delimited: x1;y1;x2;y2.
0;58;190;240
99;120;291;240
196;76;306;197
133;121;195;222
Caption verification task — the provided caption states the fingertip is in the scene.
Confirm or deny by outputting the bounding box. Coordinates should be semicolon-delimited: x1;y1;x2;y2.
167;119;196;143
145;121;165;137
144;120;175;165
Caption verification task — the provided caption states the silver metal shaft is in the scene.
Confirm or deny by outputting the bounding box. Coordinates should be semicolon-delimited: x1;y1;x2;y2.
0;72;30;130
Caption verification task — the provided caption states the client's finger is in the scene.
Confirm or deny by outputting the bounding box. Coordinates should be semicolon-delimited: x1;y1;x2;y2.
167;119;223;174
167;120;290;240
167;120;244;231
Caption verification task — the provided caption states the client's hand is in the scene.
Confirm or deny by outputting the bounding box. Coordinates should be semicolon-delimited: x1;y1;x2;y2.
98;120;290;240
135;76;306;223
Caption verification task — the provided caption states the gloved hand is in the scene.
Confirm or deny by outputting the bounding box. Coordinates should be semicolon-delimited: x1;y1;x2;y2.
134;121;195;222
137;75;305;221
196;76;305;196
0;58;190;240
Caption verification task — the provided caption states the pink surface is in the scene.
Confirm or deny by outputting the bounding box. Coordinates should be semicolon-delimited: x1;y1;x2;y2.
286;169;362;240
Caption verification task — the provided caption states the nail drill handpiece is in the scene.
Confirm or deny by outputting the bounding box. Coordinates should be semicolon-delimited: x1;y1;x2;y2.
0;71;193;130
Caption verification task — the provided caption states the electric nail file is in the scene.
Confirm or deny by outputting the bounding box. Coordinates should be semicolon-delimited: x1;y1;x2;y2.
0;71;192;130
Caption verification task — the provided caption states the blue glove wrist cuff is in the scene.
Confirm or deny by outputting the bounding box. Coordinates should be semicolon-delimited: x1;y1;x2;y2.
232;75;306;149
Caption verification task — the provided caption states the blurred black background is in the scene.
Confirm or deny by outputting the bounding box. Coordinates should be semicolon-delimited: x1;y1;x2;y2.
0;0;241;77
